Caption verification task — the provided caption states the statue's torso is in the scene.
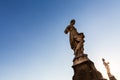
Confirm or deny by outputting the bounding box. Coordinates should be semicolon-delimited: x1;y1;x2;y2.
67;25;78;49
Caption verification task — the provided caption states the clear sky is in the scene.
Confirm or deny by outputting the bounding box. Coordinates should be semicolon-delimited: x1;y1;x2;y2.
0;0;120;80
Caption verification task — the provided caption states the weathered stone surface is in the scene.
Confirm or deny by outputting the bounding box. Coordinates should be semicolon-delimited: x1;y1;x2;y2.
72;60;107;80
73;54;88;66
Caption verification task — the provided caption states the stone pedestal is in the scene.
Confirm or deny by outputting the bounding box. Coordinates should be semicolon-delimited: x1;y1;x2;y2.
73;54;88;66
72;54;107;80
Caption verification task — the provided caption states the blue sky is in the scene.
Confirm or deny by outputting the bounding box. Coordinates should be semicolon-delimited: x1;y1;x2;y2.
0;0;120;80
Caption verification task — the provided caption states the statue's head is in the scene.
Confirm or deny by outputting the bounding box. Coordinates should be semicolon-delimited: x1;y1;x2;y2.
70;19;75;25
102;58;105;61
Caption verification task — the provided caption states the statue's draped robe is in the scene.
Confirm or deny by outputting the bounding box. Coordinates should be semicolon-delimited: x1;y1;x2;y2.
64;25;78;50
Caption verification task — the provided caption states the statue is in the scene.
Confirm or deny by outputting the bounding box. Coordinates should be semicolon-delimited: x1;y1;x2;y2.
102;58;112;77
102;58;117;80
64;20;108;80
64;19;85;56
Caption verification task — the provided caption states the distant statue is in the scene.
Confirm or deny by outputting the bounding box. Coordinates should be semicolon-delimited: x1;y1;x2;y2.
102;58;112;77
64;19;85;56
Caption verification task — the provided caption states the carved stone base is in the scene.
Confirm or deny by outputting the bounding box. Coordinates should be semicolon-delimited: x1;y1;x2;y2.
72;54;107;80
73;54;89;66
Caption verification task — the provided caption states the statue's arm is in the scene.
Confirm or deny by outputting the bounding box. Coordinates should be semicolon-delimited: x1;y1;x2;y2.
64;26;69;34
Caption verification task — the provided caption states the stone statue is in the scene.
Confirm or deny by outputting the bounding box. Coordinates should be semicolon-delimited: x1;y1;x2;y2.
64;20;108;80
64;19;85;56
102;58;117;80
102;58;112;77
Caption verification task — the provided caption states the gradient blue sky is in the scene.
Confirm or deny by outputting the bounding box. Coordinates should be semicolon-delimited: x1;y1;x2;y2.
0;0;120;80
